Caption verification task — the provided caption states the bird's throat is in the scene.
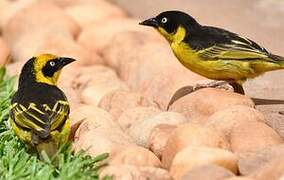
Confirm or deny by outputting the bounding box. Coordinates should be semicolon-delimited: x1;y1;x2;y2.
158;26;187;44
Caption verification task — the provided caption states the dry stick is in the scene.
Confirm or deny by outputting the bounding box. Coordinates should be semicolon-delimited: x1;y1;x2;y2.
251;98;284;105
166;86;194;111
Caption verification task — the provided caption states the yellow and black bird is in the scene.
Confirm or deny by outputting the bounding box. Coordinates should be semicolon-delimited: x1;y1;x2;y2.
9;54;75;158
140;11;284;94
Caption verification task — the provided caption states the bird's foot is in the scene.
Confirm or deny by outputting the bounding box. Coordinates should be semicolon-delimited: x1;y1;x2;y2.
32;133;40;145
193;80;232;91
166;81;233;110
228;82;245;95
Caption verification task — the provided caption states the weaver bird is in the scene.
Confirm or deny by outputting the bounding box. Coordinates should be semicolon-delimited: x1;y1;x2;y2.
9;54;75;158
140;11;284;94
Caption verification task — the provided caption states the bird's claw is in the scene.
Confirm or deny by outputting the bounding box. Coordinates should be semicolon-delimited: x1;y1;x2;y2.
192;81;232;92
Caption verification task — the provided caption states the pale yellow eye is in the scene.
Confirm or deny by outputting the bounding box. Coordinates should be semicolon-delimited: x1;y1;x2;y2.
161;17;168;24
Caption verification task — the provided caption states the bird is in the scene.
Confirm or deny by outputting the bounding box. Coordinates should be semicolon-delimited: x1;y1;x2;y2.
140;10;284;94
9;54;75;159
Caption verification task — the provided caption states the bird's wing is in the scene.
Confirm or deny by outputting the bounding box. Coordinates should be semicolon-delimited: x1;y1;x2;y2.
44;100;70;131
10;100;70;138
197;37;274;61
10;103;50;138
187;26;276;62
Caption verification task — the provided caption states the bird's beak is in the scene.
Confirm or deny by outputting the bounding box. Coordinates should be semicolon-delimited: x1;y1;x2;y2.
139;18;159;28
58;57;76;68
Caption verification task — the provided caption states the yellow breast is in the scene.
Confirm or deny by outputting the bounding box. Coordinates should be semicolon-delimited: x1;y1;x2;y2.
171;42;258;81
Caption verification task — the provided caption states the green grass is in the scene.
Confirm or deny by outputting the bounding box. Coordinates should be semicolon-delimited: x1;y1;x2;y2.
0;68;109;180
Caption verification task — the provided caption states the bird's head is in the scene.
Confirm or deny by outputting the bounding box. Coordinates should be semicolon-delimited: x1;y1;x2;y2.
19;54;76;87
140;11;200;42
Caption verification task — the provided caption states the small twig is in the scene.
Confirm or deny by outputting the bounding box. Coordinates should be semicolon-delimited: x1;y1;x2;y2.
166;86;194;111
251;98;284;106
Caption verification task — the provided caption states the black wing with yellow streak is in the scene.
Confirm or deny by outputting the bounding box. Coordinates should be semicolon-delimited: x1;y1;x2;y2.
9;83;70;145
10;101;69;139
10;102;50;139
185;26;278;62
10;100;69;142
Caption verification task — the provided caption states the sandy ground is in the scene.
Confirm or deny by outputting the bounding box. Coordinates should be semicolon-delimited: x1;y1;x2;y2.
111;0;284;118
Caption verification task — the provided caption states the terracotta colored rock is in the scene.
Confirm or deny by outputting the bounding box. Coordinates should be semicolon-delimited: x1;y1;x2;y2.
238;144;284;176
3;1;80;61
117;107;161;130
206;105;266;137
250;158;284;180
78;65;129;106
180;164;235;180
102;31;206;108
102;31;161;71
139;65;207;110
74;65;119;92
138;166;173;180
65;2;126;28
100;165;173;180
162;123;230;169
148;124;177;159
4;33;63;63
70;105;116;128
102;31;204;95
0;37;10;66
225;177;256;180
170;147;238;180
80;78;128;106
3;1;79;42
261;107;284;139
0;0;36;28
110;146;161;167
128;112;187;147
169;88;255;121
45;0;111;8
230;121;283;153
98;90;155;120
6;61;24;76
73;127;131;158
70;105;117;140
73;117;134;157
78;19;158;54
36;36;103;66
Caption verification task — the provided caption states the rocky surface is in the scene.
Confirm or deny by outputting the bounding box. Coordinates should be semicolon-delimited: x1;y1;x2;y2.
1;0;284;179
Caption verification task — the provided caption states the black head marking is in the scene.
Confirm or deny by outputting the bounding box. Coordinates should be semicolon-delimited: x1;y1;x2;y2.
42;59;60;77
156;11;201;34
42;57;75;77
18;57;36;88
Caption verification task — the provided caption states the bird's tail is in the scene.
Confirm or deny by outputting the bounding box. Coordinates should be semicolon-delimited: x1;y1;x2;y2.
36;140;58;161
270;54;284;68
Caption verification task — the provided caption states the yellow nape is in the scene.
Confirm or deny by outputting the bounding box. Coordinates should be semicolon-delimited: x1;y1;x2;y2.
33;54;60;86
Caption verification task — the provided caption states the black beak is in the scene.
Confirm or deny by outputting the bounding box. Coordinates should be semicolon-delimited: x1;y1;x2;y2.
139;18;159;28
58;57;76;67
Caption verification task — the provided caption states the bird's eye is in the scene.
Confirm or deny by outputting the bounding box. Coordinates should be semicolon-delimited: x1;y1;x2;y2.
49;61;55;67
161;17;168;24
